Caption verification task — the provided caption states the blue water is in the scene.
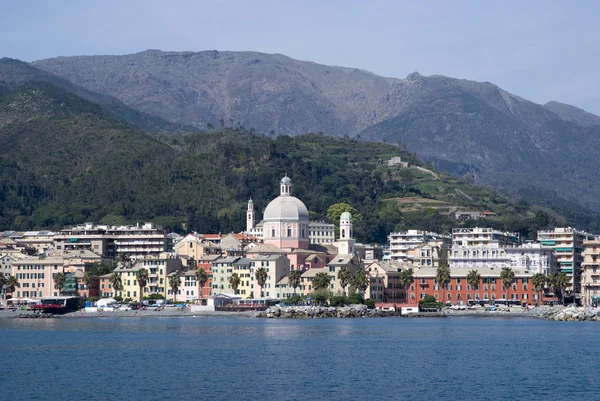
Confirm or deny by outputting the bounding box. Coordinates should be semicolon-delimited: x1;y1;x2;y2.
0;316;598;401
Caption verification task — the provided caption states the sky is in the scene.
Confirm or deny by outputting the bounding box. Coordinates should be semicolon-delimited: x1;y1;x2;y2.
1;0;599;114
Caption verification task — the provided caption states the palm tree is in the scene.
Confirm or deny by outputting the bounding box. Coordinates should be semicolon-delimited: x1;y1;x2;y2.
5;275;19;299
554;272;570;305
136;268;149;302
168;273;181;302
288;270;301;296
436;265;451;307
466;269;481;305
83;271;97;298
53;272;66;295
337;268;351;296
531;273;546;306
228;272;241;295
398;268;414;303
313;272;332;291
255;267;268;298
0;275;7;299
109;272;122;298
500;268;516;306
195;268;209;299
350;270;369;297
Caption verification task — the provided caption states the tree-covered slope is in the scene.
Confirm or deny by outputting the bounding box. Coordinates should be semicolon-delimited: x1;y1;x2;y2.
0;81;591;242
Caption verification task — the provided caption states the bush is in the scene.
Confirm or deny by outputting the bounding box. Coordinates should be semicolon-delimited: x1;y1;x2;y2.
86;296;100;302
329;296;348;307
124;298;132;303
286;295;303;305
113;296;123;302
365;299;376;309
311;290;329;306
422;294;436;303
347;293;365;305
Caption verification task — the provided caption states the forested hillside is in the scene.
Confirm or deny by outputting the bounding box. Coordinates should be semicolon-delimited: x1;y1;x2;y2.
0;81;582;242
31;50;600;219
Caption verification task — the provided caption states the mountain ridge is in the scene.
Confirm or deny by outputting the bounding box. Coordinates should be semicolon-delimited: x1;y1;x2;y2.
22;49;600;224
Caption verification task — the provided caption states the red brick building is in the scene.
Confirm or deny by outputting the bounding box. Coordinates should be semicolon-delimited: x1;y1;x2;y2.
412;267;548;305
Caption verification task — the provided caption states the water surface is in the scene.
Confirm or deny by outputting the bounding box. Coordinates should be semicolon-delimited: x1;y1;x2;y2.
0;316;597;401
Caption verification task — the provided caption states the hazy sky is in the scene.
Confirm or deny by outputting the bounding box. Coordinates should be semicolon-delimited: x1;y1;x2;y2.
1;0;599;114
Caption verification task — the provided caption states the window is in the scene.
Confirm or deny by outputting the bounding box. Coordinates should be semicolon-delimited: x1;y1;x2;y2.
287;227;292;237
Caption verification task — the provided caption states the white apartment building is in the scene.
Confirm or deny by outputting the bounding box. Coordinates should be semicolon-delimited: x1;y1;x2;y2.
54;222;167;259
506;242;557;275
388;230;450;261
449;228;519;269
538;227;593;299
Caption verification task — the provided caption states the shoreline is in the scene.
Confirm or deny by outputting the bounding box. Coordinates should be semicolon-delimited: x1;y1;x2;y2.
2;306;597;321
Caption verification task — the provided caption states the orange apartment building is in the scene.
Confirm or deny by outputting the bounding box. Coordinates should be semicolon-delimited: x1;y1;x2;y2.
412;267;549;305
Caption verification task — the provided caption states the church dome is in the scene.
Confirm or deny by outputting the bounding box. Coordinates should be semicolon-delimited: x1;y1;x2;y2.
281;175;292;185
263;196;309;221
340;211;352;221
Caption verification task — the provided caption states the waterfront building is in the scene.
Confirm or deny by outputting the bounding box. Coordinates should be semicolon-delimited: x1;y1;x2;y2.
581;239;600;305
449;227;519;269
98;273;114;298
388;230;450;261
249;254;290;298
113;253;182;300
365;260;414;304
413;267;542;305
297;254;360;297
210;256;241;293
538;227;593;301
11;256;65;298
506;242;557;275
233;257;252;297
54;222;167;259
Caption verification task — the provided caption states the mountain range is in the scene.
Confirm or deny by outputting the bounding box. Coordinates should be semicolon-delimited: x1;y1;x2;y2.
1;50;599;232
29;50;600;225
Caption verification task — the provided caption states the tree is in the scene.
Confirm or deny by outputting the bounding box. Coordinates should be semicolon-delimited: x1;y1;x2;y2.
398;268;414;303
531;273;546;306
326;203;362;223
5;275;19;298
466;269;481;304
83;271;97;298
136;268;149;302
229;273;241;295
109;272;122;298
115;253;131;270
53;272;66;295
255;267;268;298
350;270;369;297
0;275;7;299
288;270;301;295
168;273;181;302
549;272;569;305
500;268;516;306
337;268;351;296
313;272;332;292
195;268;209;299
436;265;451;308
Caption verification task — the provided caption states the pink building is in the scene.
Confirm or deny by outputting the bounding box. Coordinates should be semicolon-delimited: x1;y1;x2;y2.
262;175;310;250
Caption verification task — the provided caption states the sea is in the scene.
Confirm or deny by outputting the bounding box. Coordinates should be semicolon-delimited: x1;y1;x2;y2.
0;316;598;401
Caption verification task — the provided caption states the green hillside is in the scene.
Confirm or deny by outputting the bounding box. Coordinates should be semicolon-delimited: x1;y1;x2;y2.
0;82;583;242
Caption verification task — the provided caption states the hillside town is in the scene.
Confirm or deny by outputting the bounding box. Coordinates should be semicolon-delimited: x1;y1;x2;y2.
1;175;599;311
